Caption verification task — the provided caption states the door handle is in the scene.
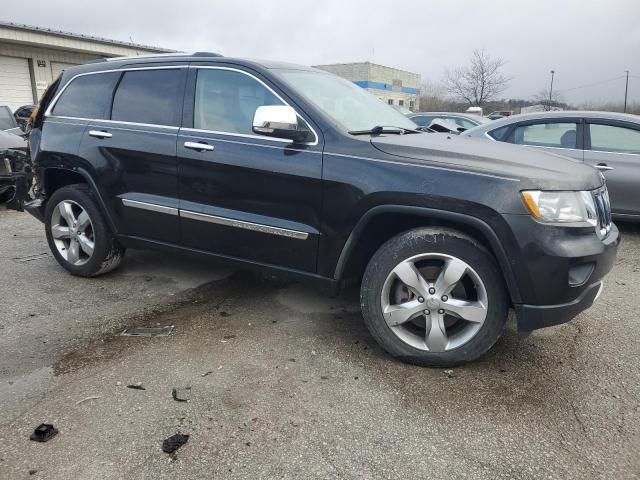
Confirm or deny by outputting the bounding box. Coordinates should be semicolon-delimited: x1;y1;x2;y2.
89;130;112;139
184;141;214;152
595;163;614;171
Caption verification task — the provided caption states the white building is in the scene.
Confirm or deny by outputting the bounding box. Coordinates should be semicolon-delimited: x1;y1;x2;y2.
0;22;173;111
313;62;421;111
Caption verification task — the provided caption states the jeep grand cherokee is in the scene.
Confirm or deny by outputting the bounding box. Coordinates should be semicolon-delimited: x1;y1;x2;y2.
13;52;619;366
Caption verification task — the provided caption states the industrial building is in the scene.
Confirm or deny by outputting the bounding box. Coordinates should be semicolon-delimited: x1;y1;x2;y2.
0;22;172;111
313;62;421;111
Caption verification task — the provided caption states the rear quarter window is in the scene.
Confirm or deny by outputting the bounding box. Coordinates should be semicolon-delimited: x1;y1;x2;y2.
487;125;509;141
51;72;120;119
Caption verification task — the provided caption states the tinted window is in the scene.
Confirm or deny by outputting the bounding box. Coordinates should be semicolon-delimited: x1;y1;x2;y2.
194;69;283;134
0;107;15;130
590;124;640;154
111;69;183;126
52;72;119;119
513;122;578;148
488;125;510;141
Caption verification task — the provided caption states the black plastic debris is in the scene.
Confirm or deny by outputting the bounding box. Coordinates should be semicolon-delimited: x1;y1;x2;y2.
172;387;191;402
30;423;58;442
127;383;146;390
162;433;189;453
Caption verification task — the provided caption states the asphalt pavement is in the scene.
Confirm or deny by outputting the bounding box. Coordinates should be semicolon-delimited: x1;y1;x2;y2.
0;207;638;479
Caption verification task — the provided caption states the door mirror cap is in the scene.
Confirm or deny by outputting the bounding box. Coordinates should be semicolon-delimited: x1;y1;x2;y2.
253;105;310;143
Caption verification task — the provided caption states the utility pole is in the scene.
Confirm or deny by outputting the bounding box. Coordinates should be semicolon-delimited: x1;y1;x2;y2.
548;70;555;111
624;70;629;113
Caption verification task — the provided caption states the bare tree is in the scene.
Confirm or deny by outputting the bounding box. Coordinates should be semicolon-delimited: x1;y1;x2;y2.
533;88;566;111
444;49;510;107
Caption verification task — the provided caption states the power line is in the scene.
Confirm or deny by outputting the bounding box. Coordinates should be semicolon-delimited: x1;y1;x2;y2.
555;75;626;93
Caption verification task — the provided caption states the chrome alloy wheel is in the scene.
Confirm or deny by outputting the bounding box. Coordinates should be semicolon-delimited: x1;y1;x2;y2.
380;253;488;352
50;200;95;266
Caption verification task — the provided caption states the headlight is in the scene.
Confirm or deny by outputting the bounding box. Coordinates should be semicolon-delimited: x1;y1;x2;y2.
521;190;598;225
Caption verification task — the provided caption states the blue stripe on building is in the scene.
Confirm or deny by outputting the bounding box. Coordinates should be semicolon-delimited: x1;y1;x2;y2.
353;80;420;96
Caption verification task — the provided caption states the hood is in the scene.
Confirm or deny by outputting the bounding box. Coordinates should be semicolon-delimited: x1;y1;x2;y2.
370;132;603;190
0;130;27;150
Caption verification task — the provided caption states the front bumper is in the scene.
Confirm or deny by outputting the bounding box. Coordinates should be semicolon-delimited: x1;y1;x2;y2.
504;215;620;332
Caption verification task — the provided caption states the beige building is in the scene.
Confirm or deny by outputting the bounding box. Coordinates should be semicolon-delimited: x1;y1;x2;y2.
313;62;421;111
0;21;173;111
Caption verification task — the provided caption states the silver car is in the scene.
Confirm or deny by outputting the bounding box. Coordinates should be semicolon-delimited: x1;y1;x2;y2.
464;111;640;220
409;112;490;132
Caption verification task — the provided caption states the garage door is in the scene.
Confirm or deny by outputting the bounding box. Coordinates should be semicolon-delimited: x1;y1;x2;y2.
51;62;78;80
0;56;34;112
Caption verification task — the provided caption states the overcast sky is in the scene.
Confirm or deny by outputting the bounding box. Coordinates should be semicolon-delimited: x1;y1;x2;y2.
4;0;640;104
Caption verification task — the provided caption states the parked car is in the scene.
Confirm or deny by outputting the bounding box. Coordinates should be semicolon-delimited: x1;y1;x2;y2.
12;53;618;367
464;111;640;220
391;105;413;115
487;110;514;120
0;129;28;202
409;112;490;132
0;105;23;135
14;104;35;130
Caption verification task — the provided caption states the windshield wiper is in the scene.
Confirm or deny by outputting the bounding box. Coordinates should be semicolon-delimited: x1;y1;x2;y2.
348;125;423;136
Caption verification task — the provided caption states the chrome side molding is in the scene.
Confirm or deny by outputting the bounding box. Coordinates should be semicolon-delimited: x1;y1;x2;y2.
121;199;179;216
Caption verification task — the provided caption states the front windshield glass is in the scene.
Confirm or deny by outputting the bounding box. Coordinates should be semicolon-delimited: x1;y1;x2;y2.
275;69;418;132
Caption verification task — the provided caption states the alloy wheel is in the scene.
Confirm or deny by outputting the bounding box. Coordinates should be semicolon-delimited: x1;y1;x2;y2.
380;253;488;352
50;200;95;266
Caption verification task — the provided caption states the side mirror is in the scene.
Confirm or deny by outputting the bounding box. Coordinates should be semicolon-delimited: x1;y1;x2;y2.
253;105;310;143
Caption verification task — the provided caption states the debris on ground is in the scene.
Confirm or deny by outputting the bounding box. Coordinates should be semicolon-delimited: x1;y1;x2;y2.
223;335;236;340
127;382;145;390
29;469;38;475
220;311;231;317
172;387;191;402
320;376;329;380
201;371;213;377
75;395;102;405
162;433;189;453
120;326;174;337
443;369;456;378
30;423;58;442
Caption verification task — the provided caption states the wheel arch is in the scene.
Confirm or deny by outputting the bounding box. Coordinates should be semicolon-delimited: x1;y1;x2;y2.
334;205;522;304
43;167;118;234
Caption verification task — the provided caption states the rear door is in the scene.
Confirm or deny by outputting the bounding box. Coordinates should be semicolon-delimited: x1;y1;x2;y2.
77;66;187;243
176;65;324;272
504;117;584;162
584;120;640;217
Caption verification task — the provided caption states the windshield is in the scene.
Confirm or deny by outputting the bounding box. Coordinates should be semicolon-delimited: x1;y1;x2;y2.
275;69;418;132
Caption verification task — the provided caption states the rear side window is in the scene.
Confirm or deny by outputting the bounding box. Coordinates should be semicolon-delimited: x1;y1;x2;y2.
512;122;578;149
51;72;119;119
589;124;640;154
111;69;184;126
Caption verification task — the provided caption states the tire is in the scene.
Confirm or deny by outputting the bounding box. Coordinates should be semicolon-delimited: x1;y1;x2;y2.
44;184;125;277
360;227;508;367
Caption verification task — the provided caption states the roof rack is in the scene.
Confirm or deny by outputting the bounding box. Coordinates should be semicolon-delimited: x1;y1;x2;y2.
104;52;223;62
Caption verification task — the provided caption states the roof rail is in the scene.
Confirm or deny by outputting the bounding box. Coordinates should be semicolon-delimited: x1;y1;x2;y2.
103;51;223;62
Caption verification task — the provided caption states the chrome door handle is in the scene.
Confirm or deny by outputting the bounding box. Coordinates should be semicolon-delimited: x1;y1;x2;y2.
595;164;614;171
184;141;214;152
89;130;112;139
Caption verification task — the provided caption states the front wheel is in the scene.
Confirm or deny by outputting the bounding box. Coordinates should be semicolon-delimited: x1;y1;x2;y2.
44;185;125;277
360;228;508;367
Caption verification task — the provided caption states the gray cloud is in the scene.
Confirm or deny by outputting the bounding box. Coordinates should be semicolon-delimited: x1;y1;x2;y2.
4;0;640;103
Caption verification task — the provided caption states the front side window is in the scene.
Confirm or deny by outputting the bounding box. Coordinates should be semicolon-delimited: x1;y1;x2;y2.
51;72;119;119
0;107;15;129
111;69;183;126
512;122;578;149
589;123;640;154
194;69;283;135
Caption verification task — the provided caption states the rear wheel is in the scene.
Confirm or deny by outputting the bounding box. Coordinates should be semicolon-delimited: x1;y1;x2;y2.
361;228;508;367
45;185;125;277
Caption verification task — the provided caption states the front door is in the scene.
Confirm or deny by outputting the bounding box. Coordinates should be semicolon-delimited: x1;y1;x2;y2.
507;118;584;162
78;66;187;243
177;66;323;272
584;120;640;217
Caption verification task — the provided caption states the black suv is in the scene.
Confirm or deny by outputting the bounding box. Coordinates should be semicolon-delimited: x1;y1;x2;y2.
14;53;619;366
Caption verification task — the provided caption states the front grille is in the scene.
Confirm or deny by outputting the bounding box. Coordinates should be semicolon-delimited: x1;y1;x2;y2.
593;187;612;238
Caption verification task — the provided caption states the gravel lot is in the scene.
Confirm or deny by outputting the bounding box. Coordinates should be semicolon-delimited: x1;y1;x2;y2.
0;207;638;479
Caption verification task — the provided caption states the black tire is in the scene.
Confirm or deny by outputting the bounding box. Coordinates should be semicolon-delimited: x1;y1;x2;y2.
360;227;508;367
44;184;125;277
